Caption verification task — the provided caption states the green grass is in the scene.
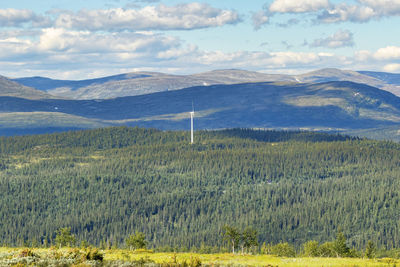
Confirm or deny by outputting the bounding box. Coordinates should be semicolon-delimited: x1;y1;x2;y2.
0;247;397;266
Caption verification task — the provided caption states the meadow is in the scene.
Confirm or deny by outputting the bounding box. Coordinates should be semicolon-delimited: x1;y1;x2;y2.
0;247;398;267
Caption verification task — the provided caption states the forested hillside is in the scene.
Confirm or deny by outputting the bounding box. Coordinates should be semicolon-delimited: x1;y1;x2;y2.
0;127;399;251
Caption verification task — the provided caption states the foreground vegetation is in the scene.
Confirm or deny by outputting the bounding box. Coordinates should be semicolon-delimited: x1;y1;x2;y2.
1;127;400;252
1;247;399;267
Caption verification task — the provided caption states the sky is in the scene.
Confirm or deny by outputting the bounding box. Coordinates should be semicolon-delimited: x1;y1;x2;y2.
0;0;400;79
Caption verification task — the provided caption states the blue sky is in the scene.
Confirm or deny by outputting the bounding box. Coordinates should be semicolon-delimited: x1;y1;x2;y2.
0;0;400;79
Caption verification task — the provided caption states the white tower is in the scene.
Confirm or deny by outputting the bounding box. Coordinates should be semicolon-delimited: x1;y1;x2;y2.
190;110;194;144
190;102;194;144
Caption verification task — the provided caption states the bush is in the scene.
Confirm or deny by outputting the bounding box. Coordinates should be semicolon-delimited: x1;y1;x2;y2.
18;249;37;258
85;248;104;262
54;227;76;248
318;242;336;257
302;240;320;257
270;242;296;257
126;232;147;250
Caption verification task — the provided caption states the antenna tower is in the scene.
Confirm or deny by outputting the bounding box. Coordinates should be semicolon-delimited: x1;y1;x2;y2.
190;102;194;144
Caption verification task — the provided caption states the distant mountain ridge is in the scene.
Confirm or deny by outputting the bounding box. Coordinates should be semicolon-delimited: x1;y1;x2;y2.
0;75;54;100
10;68;400;100
2;80;400;140
3;68;400;140
13;73;151;91
12;69;297;99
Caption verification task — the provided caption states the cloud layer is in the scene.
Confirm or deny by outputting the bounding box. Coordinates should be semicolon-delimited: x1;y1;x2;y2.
269;0;330;13
1;23;397;79
0;3;240;31
0;1;399;79
310;30;354;49
253;0;400;29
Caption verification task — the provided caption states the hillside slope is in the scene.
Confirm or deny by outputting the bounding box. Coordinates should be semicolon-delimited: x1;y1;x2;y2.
297;68;400;96
2;81;400;138
0;127;399;249
0;75;54;100
12;70;296;99
12;68;400;100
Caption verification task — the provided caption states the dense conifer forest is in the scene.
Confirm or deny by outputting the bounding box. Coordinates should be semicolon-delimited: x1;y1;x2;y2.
0;127;399;251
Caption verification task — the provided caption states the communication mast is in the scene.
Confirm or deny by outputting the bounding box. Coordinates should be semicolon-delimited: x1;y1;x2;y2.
190;102;194;144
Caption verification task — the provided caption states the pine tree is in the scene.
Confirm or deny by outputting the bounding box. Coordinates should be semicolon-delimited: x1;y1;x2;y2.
365;240;375;259
333;231;350;257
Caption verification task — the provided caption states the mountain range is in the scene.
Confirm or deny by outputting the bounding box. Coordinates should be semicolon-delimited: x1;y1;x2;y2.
2;68;400;140
11;68;400;100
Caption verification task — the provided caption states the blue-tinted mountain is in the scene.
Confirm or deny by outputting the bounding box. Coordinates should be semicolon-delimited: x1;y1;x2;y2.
12;68;400;100
12;73;152;97
0;75;54;100
2;80;400;140
12;70;296;99
296;68;400;96
358;71;400;85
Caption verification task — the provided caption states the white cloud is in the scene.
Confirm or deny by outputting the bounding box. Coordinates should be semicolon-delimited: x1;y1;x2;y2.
317;4;375;23
36;28;180;54
269;0;330;13
268;51;320;66
0;8;49;27
53;3;240;31
260;0;400;25
157;44;198;59
252;10;269;30
383;63;400;72
359;0;400;16
354;46;400;62
0;26;348;78
0;37;34;59
310;30;354;48
352;46;400;72
373;46;400;60
0;27;186;74
354;50;372;61
317;0;400;24
188;50;335;71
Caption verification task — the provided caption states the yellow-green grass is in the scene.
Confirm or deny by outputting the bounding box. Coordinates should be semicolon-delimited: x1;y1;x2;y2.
0;247;398;266
0;247;400;267
105;251;399;266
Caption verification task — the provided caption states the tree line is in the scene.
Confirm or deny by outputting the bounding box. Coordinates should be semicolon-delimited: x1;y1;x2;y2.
50;226;385;259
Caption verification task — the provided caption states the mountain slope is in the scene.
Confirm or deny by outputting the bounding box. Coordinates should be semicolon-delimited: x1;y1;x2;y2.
296;68;400;96
359;71;400;85
2;81;400;138
0;75;54;100
296;68;383;86
12;73;151;92
12;68;400;100
12;70;296;100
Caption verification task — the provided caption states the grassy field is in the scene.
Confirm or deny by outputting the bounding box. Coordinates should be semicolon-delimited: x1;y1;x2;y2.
0;247;398;266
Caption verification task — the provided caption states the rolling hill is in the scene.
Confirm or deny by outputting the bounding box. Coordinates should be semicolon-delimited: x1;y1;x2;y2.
0;75;54;100
12;70;296;100
11;68;400;100
297;68;400;97
2;80;400;140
